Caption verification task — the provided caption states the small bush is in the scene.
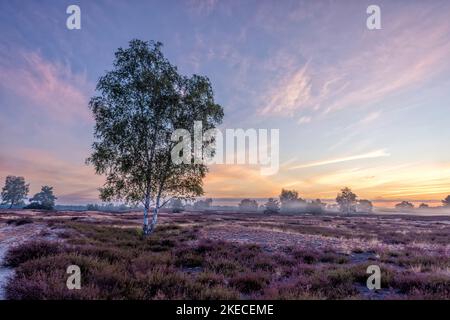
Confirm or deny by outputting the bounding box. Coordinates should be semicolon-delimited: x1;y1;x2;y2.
23;203;53;210
4;241;61;267
229;272;271;294
6;217;33;226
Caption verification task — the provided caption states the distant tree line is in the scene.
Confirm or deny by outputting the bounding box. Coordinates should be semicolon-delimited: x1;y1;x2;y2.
1;175;57;210
2;175;450;215
256;187;373;215
86;203;140;212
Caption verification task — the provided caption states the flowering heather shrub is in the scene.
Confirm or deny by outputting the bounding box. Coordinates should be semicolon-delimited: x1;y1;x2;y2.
4;218;450;300
387;272;450;298
3;241;61;267
73;245;134;263
205;257;241;276
139;266;190;299
175;251;204;268
190;285;240;300
252;256;276;272
130;252;174;275
291;248;320;264
196;272;225;286
229;271;271;294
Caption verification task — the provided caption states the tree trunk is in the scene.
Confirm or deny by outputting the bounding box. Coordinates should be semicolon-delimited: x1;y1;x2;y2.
148;197;160;234
142;194;150;235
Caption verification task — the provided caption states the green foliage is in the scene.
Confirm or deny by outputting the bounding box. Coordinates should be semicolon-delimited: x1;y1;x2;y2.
336;187;357;214
86;39;224;232
1;176;29;208
24;202;53;210
29;185;57;210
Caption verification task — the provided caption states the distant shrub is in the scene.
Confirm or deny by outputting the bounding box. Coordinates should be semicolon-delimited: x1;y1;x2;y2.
395;201;414;209
229;272;271;294
263;198;280;214
193;198;213;210
357;199;373;213
239;199;258;212
23;202;53;210
6;217;33;226
336;187;357;214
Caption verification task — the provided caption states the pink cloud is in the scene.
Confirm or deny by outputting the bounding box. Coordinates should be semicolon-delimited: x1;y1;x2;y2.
259;3;450;118
0;51;93;124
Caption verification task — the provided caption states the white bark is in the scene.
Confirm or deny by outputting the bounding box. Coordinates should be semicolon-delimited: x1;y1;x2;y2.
143;194;150;235
148;197;160;234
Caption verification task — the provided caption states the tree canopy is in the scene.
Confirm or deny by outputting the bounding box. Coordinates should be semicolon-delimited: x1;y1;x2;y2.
29;185;57;210
264;198;280;214
1;176;29;208
87;39;224;234
395;201;414;209
279;189;305;212
336;187;357;214
239;199;258;211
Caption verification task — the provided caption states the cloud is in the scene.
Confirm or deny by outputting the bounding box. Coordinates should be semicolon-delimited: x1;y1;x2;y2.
297;116;312;124
310;162;450;200
204;164;281;197
288;149;391;170
359;111;381;125
260;63;312;116
0;148;103;204
257;2;450;118
0;51;93;124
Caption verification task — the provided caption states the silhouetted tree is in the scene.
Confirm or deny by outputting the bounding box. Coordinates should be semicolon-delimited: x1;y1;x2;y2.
311;199;326;209
264;198;280;214
193;198;213;210
442;195;450;207
1;176;29;209
336;187;357;214
169;198;184;213
419;203;429;209
395;201;414;209
306;199;326;214
28;186;57;210
239;199;258;211
357;199;373;213
87;40;223;235
279;189;305;212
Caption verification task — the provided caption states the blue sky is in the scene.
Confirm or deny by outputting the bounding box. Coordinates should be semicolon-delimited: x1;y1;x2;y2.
1;0;450;204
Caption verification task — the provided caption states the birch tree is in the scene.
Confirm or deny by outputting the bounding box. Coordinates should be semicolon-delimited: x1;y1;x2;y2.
87;40;223;235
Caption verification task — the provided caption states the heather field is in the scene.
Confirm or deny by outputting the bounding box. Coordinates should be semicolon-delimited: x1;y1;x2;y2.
0;209;448;300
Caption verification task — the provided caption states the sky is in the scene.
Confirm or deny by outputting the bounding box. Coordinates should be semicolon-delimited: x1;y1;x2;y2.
1;0;450;205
